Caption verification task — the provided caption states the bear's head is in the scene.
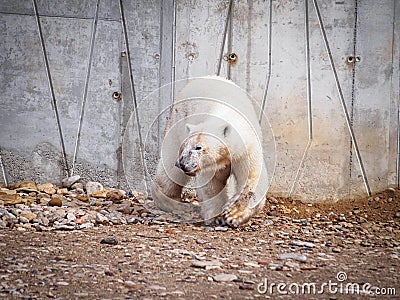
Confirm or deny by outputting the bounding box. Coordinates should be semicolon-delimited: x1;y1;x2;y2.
175;123;231;176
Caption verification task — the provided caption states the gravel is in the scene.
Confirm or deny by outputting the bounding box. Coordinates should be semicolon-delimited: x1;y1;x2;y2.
0;181;399;299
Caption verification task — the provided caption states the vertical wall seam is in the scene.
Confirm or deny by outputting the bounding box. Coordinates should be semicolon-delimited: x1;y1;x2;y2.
71;0;101;175
259;0;273;123
312;0;371;196
32;0;70;177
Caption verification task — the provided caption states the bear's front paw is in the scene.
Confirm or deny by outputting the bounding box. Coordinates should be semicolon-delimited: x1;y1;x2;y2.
222;192;256;227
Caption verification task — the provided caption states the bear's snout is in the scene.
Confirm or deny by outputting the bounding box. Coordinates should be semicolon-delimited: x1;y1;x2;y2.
175;155;198;176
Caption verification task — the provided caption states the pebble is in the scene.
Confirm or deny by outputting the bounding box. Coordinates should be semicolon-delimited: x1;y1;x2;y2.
212;273;237;282
48;196;63;207
86;182;104;195
214;226;228;232
277;253;307;262
37;183;56;195
290;240;316;248
106;190;125;203
62;175;81;188
96;213;109;224
191;260;222;270
100;237;118;245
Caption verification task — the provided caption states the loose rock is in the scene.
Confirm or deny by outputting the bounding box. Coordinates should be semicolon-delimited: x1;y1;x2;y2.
48;195;63;207
213;274;238;282
62;175;81;188
86;182;103;195
277;253;307;262
100;237;118;245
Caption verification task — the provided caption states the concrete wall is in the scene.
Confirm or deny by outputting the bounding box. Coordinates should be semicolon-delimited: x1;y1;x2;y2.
0;0;399;202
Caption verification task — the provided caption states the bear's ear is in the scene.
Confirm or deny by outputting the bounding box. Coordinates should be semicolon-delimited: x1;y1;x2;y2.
223;125;230;137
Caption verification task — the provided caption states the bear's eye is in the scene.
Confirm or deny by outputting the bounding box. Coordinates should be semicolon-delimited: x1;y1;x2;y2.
194;146;202;151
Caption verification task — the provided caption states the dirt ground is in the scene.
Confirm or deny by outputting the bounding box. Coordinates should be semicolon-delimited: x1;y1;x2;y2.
1;189;399;299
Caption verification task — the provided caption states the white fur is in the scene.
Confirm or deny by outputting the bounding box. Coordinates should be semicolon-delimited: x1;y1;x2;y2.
152;76;268;226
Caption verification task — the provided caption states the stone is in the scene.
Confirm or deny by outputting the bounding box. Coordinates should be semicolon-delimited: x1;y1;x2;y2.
214;226;228;232
395;212;400;218
268;263;283;271
213;274;238;282
66;212;76;222
284;261;300;270
54;224;75;231
57;188;68;195
96;213;109;224
291;240;316;248
48;195;63;207
37;183;56;195
86;182;103;195
244;261;260;268
100;237;118;245
106;190;125;203
0;193;24;205
72;195;89;202
71;182;84;190
15;181;38;192
19;216;30;224
191;260;222;270
19;211;37;222
91;189;112;198
277;253;307;262
62;175;81;188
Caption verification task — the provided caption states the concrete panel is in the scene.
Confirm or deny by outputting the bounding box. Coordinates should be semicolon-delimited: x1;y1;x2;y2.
175;0;226;78
351;0;396;195
0;0;33;15
0;13;65;184
0;0;398;201
290;0;355;201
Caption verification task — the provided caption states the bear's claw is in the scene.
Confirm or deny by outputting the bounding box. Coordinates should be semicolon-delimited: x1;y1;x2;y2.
222;205;253;227
221;190;265;227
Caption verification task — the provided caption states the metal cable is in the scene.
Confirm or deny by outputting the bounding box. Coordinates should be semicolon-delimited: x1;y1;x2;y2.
394;0;400;188
32;0;70;177
289;0;313;196
226;0;234;80
118;0;148;193
71;0;100;175
0;150;7;186
348;0;358;189
312;0;371;195
171;0;177;103
259;0;273;123
305;0;313;140
216;0;234;76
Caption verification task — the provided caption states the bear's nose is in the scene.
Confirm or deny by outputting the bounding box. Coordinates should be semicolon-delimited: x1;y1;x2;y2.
175;159;181;168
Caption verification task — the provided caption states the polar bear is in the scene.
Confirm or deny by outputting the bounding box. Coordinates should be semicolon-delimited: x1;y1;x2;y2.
151;76;268;226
